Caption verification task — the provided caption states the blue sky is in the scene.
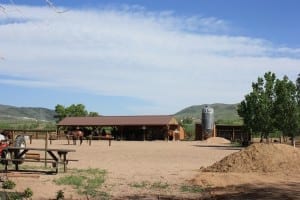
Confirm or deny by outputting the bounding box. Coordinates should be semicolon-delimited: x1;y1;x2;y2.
0;0;299;115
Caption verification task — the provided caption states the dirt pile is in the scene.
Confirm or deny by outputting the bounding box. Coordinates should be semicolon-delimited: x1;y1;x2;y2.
205;137;231;144
203;143;300;173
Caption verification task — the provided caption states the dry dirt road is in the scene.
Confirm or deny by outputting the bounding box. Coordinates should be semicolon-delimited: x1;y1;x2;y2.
2;139;299;199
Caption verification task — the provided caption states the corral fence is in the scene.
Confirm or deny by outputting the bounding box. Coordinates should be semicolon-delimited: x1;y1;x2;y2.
1;129;59;143
1;129;113;146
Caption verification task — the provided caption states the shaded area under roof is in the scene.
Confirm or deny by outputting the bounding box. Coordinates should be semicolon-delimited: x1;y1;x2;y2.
57;115;178;126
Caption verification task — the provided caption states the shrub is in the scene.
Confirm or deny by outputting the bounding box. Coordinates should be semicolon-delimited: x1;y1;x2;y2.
180;184;204;193
2;180;16;189
150;182;169;189
23;188;33;199
23;187;33;199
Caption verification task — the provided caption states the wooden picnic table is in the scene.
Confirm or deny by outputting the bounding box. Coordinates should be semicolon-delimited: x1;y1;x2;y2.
1;147;76;173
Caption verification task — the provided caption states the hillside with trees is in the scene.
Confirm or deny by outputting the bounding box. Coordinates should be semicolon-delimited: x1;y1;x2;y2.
0;104;56;129
174;103;242;124
0;104;56;121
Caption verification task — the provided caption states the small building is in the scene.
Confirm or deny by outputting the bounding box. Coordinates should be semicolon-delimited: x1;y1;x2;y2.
195;123;251;144
57;115;185;141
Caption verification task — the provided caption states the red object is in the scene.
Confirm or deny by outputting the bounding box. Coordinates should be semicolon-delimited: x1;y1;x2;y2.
0;142;9;155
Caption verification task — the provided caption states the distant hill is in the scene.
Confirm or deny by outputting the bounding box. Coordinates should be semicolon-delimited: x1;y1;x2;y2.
0;104;56;122
0;103;242;124
174;103;242;124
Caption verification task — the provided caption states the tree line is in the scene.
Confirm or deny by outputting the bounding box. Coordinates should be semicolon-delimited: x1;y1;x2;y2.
238;72;300;144
54;104;99;122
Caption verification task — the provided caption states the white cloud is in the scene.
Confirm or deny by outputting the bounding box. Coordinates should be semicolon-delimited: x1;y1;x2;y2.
0;4;299;114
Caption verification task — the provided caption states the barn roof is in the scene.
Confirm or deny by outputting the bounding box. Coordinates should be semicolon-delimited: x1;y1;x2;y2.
57;115;178;126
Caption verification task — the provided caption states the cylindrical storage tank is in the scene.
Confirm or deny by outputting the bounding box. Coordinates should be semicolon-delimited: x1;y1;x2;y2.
201;106;214;137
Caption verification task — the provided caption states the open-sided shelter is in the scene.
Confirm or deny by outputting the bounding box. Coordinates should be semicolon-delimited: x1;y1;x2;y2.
57;115;184;141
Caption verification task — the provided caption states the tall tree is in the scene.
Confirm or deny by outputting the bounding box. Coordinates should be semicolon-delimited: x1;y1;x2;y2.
65;104;88;117
296;73;300;104
54;104;66;122
274;76;299;144
238;72;276;142
88;112;99;117
54;104;91;122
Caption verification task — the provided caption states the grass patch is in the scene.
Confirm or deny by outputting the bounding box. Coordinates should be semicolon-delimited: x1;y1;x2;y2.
130;181;149;188
150;182;169;189
130;181;169;190
180;184;205;193
54;168;109;199
55;175;85;188
230;141;242;147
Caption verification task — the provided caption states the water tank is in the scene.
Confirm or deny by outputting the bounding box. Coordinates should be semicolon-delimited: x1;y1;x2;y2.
201;105;214;134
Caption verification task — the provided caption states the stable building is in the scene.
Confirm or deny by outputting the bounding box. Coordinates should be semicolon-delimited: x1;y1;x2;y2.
195;123;251;144
57;115;185;141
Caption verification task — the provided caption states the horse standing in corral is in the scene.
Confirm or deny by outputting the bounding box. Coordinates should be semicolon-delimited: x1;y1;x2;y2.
68;129;84;145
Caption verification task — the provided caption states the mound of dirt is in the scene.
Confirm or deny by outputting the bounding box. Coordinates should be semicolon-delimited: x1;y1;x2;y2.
205;137;231;144
203;143;300;173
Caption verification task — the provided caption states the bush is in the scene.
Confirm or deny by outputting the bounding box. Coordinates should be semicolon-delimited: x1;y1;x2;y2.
23;187;33;199
2;180;16;189
180;184;204;193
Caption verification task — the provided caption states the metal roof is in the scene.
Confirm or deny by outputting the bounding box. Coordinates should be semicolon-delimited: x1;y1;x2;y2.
57;115;178;126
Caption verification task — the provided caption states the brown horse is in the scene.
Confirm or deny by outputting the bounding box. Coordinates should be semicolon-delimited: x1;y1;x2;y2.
68;130;84;145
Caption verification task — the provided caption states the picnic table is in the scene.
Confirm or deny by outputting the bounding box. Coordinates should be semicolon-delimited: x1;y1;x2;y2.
1;147;76;173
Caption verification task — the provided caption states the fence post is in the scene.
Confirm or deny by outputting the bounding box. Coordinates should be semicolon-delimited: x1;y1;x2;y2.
45;131;48;167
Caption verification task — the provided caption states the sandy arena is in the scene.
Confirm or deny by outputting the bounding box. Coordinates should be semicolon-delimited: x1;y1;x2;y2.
1;139;299;199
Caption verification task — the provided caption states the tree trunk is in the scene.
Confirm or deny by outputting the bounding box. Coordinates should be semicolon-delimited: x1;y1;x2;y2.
279;134;282;143
292;136;296;148
260;132;264;143
266;133;270;143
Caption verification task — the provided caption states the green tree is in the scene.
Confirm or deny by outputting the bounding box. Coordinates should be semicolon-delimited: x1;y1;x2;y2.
274;76;299;144
65;104;88;117
88;112;99;117
54;104;66;122
238;72;276;142
296;74;300;108
54;104;91;122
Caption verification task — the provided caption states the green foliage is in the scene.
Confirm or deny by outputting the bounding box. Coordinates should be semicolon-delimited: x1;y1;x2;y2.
54;168;107;198
0;104;56;121
23;187;33;199
88;112;99;117
175;103;242;124
182;123;195;140
180;184;204;193
130;181;169;191
0;118;55;130
238;72;300;141
2;179;16;189
54;104;80;122
55;175;85;188
238;72;277;140
150;182;169;189
180;117;193;124
54;104;99;122
130;181;149;188
274;76;299;138
6;192;23;200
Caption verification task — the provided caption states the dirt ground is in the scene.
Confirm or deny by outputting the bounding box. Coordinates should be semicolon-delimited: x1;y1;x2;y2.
1;139;299;199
